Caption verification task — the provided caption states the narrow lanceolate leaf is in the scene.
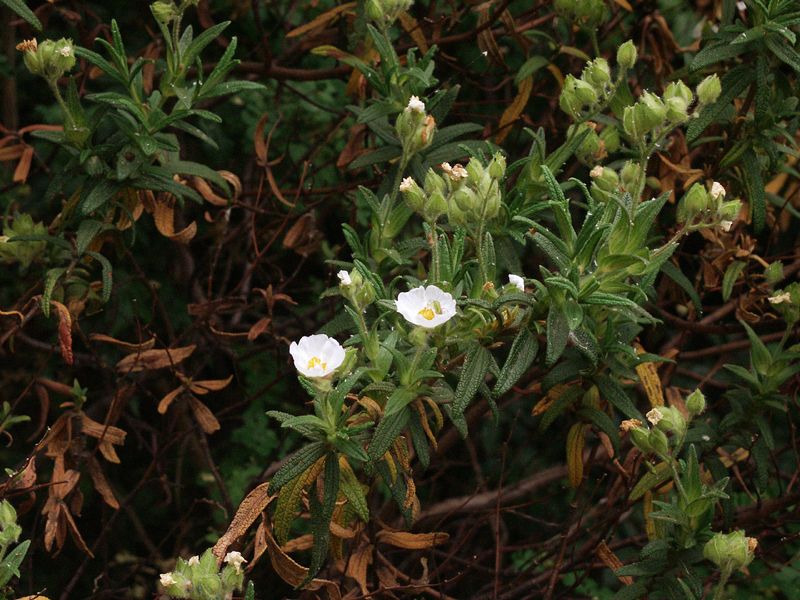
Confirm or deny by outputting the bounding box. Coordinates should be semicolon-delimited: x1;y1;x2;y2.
545;305;569;366
339;456;369;522
1;0;42;29
566;423;586;488
634;347;664;408
629;461;672;501
269;442;327;493
453;344;492;414
368;407;409;462
595;376;643;421
494;328;538;398
722;260;747;301
86;251;113;303
741;149;766;232
273;455;325;544
304;453;340;585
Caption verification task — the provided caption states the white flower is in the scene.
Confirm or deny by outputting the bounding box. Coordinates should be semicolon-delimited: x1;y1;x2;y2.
289;334;346;378
720;219;733;232
160;573;176;587
406;95;425;113
224;550;247;573
589;165;604;178
646;408;663;426
508;274;525;292
710;181;726;201
337;270;352;286
768;292;791;305
187;555;200;566
59;45;73;57
396;285;457;328
399;176;415;192
441;162;468;180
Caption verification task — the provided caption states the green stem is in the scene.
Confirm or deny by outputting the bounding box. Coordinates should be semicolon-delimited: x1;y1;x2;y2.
428;221;440;283
47;80;74;130
713;566;733;600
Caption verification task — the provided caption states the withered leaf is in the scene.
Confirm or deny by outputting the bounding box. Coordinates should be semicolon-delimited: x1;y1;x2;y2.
345;542;373;595
157;386;184;415
213;482;273;560
376;530;450;550
115;345;196;373
188;396;221;434
87;457;120;509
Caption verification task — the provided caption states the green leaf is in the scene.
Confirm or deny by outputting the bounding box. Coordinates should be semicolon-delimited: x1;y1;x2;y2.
86;251;114;303
183;21;231;66
545;305;569;366
661;262;702;316
42;268;67;318
80;179;120;214
595;376;643;421
741;149;766;232
0;0;41;28
269;442;327;492
244;581;255;600
453;344;491;414
686;66;754;143
611;582;648;600
303;453;339;585
690;40;749;70
349;145;403;170
629;461;671;501
765;33;800;72
76;219;110;255
493;328;538;397
160;160;229;194
741;321;772;375
339;460;369;522
577;407;619;455
0;539;30;587
515;55;549;85
722;260;747;301
368;408;409;461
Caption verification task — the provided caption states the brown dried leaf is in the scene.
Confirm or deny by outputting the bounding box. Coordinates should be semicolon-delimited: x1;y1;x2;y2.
79;414;127;446
376;530;449;550
286;2;356;38
213;482;273;561
61;503;94;557
115;345;196;373
263;527;342;599
193;176;229;207
86;457;119;509
13;145;34;183
188;396;221;434
282;533;314;553
634;344;664;408
247;317;272;341
496;76;532;144
398;11;428;53
188;375;234;395
596;540;633;585
153;199;197;243
50;301;73;365
158;386;184;414
283;213;322;257
88;333;156;352
566;422;586;489
346;542;373;595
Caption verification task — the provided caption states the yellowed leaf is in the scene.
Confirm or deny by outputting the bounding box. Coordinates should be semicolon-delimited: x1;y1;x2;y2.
596;540;634;584
286;2;356;38
188;396;221;434
345;542;373;595
398;11;428;53
213;482;273;561
634;344;664;408
566;422;586;489
88;333;156;352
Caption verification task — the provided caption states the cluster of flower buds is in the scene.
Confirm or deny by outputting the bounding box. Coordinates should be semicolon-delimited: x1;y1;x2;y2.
559;41;636;119
365;0;413;27
395;96;436;158
677;181;741;230
553;0;608;29
16;38;76;82
621;390;706;456
0;500;22;548
337;269;376;311
570;122;613;165
704;530;757;573
399;153;506;226
159;549;245;600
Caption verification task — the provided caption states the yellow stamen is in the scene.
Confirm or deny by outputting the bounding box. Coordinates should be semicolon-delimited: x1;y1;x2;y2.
418;307;435;321
307;356;327;370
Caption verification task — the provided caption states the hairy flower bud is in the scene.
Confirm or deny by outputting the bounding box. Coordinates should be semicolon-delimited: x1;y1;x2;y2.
19;38;75;81
704;531;757;572
617;40;637;70
696;74;722;106
686;389;706;416
583;58;611;89
622;105;645;140
487;152;507;180
559;75;584;117
638;92;667;130
400;177;426;213
151;0;179;24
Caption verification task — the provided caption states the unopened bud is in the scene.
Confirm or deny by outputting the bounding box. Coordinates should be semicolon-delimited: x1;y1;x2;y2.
583;58;611;89
696;74;722;105
151;1;179;24
686;389;706;416
617;40;637;70
488;152;507;180
704;530;756;572
638;92;667;130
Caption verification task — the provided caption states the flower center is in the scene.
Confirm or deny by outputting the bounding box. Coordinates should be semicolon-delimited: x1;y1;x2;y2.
307;356;327;370
417;301;443;321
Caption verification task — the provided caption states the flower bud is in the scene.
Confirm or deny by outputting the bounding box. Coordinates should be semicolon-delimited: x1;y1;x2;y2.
366;0;413;26
654;406;687;437
583;58;611;89
19;38;76;81
400;177;426;213
0;500;17;529
648;427;670;455
664;81;694;106
559;75;583;118
574;0;608;26
395;99;435;156
159;571;192;598
764;261;784;286
488;152;507;180
573;78;598;105
465;157;485;184
680;183;710;219
425;190;448;222
553;0;577;17
696;74;722;106
590;166;619;191
220;564;244;594
453;188;478;213
151;1;179;24
638;92;667;130
665;97;690;123
622;105;645;140
704;531;757;572
718;199;741;220
424;168;447;195
574;125;601;165
620;160;642;192
617;40;637;70
599;125;620;153
686;389;706;416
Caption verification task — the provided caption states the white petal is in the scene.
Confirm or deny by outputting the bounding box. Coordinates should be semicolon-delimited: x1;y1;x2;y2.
406;95;425;113
337;270;352;285
508;274;525;292
710;181;726;201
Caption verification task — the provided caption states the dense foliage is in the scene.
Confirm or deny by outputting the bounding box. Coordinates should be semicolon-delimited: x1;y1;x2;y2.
1;0;799;598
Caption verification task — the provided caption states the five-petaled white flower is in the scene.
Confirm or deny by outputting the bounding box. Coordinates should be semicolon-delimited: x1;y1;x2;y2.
508;274;525;292
396;285;457;329
406;95;425;113
224;551;247;573
710;181;726;201
289;334;346;378
399;176;415;192
768;292;791;305
160;573;176;587
337;270;352;286
646;408;663;426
